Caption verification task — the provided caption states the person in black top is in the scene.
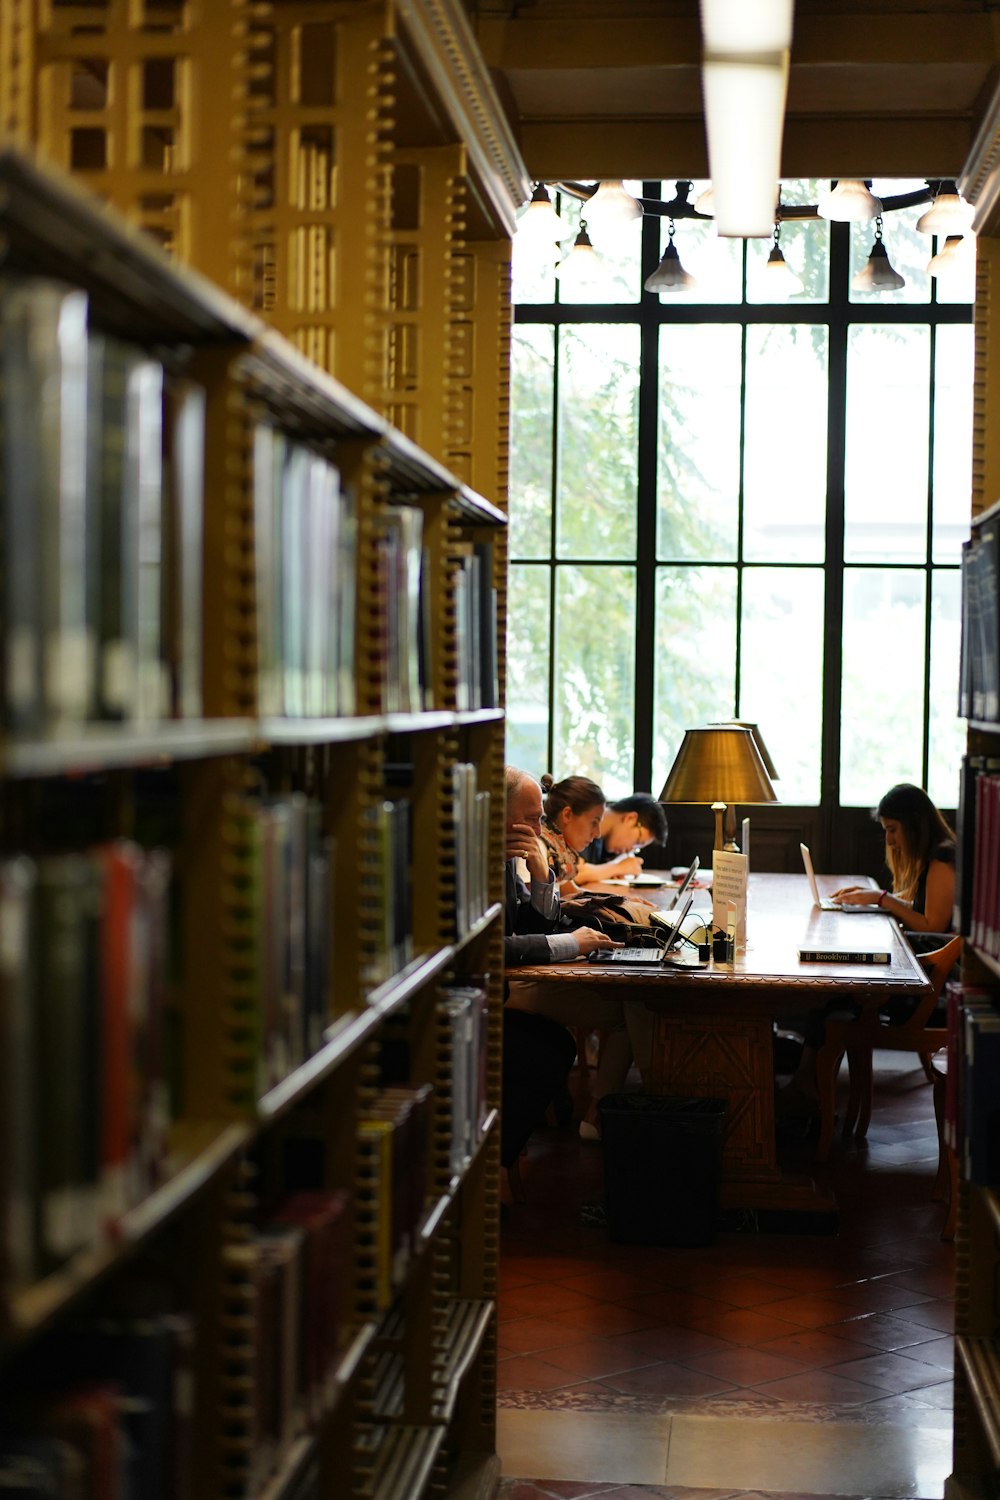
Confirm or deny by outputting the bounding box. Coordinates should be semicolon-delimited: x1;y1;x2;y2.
576;791;669;884
832;783;956;936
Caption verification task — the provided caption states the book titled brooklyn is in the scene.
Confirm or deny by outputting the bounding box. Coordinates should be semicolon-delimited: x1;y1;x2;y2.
797;949;891;964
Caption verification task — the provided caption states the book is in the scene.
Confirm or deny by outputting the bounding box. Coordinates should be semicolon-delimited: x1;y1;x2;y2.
160;373;205;719
796;949;891;964
963;1004;1000;1185
0;276;92;734
0;856;37;1295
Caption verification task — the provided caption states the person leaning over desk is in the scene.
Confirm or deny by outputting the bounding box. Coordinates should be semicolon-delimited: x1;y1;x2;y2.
500;767;619;1172
506;768;659;1144
575;791;669;884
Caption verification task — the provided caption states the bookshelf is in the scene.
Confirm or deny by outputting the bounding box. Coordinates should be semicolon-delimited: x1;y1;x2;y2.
947;247;1000;1495
0;57;511;1500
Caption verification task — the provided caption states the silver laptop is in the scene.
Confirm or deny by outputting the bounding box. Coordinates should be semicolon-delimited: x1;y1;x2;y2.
666;855;699;910
604;892;695;963
800;843;885;913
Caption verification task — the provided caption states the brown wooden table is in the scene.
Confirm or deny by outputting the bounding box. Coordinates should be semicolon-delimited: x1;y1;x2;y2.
509;872;929;1217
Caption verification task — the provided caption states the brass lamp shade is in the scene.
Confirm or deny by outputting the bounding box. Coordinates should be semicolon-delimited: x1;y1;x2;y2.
708;721;779;781
658;726;778;852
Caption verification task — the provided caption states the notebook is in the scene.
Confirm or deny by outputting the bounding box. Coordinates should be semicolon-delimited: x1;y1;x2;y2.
600;893;695;963
800;843;886;913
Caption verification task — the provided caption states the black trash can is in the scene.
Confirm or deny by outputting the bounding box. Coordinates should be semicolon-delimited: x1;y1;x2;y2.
598;1094;727;1247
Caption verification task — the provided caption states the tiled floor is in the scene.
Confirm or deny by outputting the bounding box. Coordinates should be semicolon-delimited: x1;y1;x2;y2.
497;1049;955;1500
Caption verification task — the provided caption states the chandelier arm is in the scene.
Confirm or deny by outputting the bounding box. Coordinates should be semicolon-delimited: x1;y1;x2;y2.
552;181;935;221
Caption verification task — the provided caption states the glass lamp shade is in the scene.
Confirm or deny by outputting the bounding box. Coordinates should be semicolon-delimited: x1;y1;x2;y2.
852;238;906;292
927;233;974;279
658;726;779;806
708;721;779;780
584;180;643;228
554;225;603;283
816;180;882;222
517;183;571;243
757;244;803;297
694;184;715;215
644;240;697;293
916;187;975;236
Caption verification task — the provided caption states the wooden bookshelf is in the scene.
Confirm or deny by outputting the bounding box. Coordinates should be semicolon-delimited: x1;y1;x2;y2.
0;3;518;1481
945;239;1000;1500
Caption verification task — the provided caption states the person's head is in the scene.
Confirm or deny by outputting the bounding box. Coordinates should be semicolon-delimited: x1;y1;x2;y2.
600;793;669;854
875;783;955;898
540;773;606;853
505;765;543;840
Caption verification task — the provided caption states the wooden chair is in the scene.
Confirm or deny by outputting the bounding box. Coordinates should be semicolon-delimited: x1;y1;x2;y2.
815;934;961;1239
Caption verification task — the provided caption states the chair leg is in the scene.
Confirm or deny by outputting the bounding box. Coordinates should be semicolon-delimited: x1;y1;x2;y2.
505;1155;526;1204
930;1066;957;1241
851;1046;874;1139
815;1043;842;1162
918;1051;937;1084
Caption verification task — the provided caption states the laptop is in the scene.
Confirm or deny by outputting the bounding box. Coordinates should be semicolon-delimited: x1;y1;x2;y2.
800;843;886;913
666;854;699;910
600;892;695;963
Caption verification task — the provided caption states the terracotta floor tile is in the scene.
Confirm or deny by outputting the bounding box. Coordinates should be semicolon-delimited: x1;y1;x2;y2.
833;1311;955;1351
753;1327;882;1367
537;1338;662;1381
559;1269;663;1301
546;1302;666;1337
825;1349;955;1393
682;1345;814;1386
893;1299;955;1334
616;1289;729;1324
682;1306;805;1345
601;1360;737;1398
606;1324;735;1362
502;1284;602;1319
747;1367;885;1403
500;1318;599;1355
496;1354;581;1392
760;1292;873;1329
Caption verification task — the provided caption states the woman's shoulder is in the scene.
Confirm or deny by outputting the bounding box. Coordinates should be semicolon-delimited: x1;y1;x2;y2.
930;839;956;868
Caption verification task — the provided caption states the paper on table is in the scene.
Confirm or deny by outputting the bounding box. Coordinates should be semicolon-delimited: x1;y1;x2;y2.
712;849;747;945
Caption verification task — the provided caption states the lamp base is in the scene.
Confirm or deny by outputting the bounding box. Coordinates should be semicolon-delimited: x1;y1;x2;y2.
711;801;726;852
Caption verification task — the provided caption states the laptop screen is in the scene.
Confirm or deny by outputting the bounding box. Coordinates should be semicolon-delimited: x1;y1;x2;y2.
799;843;822;906
668;855;700;910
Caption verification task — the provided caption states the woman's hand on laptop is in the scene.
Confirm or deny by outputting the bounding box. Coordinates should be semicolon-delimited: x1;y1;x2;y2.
831;884;881;906
572;927;623;955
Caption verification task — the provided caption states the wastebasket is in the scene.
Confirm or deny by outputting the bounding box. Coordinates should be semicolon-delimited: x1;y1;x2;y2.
598;1094;727;1246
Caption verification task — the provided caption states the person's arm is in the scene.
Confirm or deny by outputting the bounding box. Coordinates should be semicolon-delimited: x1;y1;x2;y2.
574;853;644;883
898;858;955;932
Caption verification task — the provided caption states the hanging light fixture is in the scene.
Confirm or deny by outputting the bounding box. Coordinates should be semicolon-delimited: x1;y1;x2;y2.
694;184;715;215
916;181;976;236
554;221;604;287
927;233;975;281
816;179;882;222
699;0;792;238
755;221;803;296
644;221;697;294
516;182;571;244
852;216;906;293
583;180;643;231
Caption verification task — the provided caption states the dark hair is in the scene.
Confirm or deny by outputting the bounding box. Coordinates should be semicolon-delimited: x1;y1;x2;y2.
608;792;668;845
875;783;955;898
540;774;605;821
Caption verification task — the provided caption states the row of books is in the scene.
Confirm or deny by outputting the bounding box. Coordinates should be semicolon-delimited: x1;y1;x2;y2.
222;1188;351;1496
944;982;1000;1187
0;844;174;1294
454;542;499;712
357;1087;432;1311
954;756;1000;957
229;792;333;1098
452;763;492;938
362;798;412;989
0;274;205;736
438;982;490;1179
959;511;999;724
253;425;357;719
0;1311;195;1499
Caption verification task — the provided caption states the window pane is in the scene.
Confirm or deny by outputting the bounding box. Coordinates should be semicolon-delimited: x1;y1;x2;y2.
652;565;737;793
845;326;930;563
849;180;931;305
744;325;828;562
841;568;926;806
510;325;554;560
658;325;741;561
933;324;973;564
556;324;639;560
553;565;635;793
656;180;743;304
506;564;551;775
928;568;964;811
556;186;643;305
740;568;823;803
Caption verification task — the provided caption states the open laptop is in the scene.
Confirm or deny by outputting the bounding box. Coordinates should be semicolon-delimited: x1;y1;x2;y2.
800;843;885;913
666;854;699;910
599;892;695;963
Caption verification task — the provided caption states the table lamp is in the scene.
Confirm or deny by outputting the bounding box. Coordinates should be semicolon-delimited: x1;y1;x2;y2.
708;720;779;781
658;725;779;852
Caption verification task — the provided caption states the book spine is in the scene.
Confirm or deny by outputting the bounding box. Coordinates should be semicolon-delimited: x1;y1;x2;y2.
796;950;891;964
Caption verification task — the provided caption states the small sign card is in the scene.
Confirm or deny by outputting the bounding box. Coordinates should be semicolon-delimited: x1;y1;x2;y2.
712;849;748;947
